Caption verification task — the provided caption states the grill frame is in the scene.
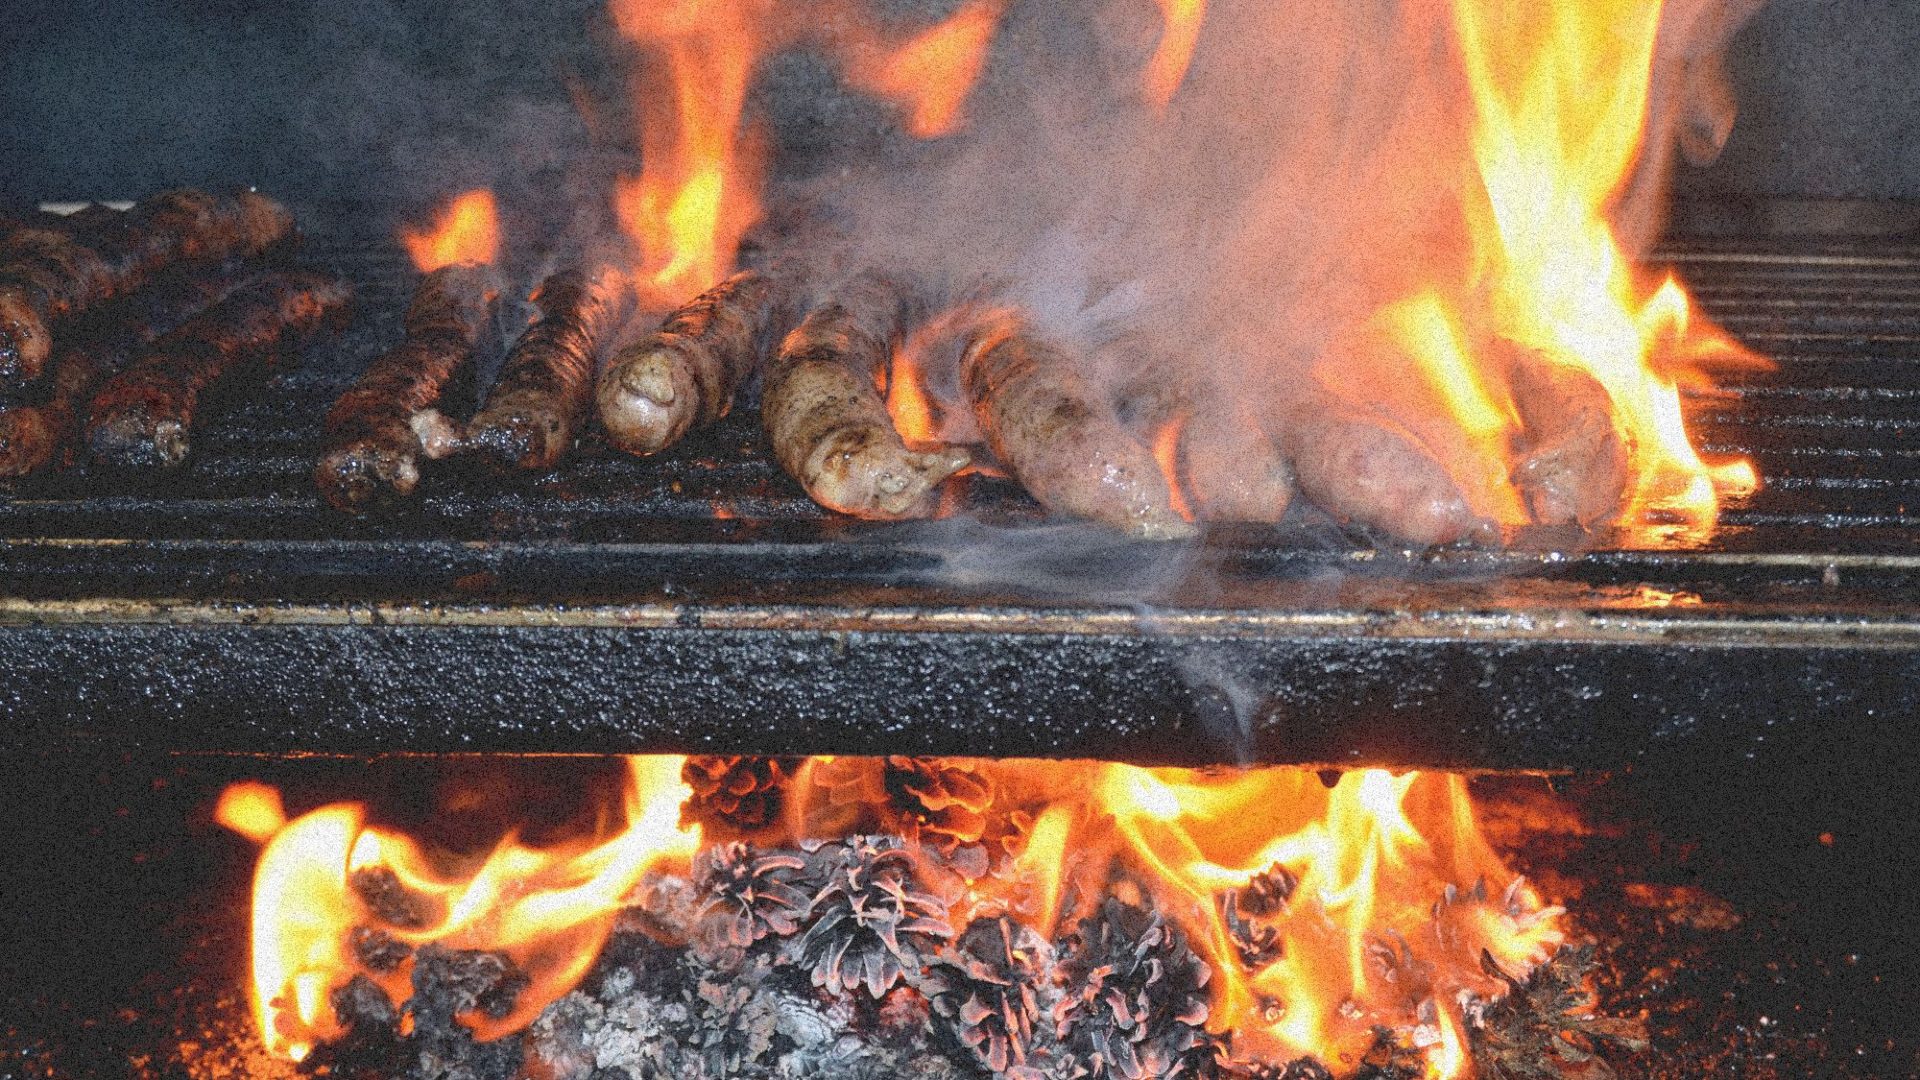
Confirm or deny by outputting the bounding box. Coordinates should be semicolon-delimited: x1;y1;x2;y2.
3;232;1918;768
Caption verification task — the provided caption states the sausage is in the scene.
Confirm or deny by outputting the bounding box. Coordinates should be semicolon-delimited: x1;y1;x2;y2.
86;270;351;469
596;271;782;457
1275;393;1494;545
0;271;238;479
464;264;633;472
1116;360;1295;524
316;265;498;511
961;314;1195;540
1505;351;1630;528
764;275;970;519
0;189;294;387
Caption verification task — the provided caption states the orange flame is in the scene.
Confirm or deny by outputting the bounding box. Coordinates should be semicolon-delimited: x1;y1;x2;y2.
214;780;286;845
222;757;1562;1076
612;0;763;309
220;757;700;1061
1143;0;1207;109
400;190;501;272
1341;0;1758;538
1151;414;1196;523
886;347;940;445
846;0;1005;139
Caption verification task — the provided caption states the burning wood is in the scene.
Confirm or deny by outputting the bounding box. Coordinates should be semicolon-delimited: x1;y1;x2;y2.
765;275;970;519
0;271;238;479
596;270;783;457
0;189;294;388
316;265;500;512
465;264;634;473
86;270;351;469
962;314;1195;540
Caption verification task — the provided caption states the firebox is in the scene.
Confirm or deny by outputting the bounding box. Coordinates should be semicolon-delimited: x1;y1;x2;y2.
3;0;1920;1077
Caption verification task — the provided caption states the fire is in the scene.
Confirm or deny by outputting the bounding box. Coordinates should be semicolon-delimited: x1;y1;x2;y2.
223;757;1565;1077
886;346;939;445
845;0;1005;139
612;0;763;309
399;189;501;272
223;757;700;1062
1151;414;1196;523
1143;0;1208;109
1366;0;1759;536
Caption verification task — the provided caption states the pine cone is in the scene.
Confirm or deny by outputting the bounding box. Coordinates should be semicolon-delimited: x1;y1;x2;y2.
682;756;793;834
1225;1060;1332;1080
1053;899;1215;1080
794;836;955;998
694;841;811;950
927;915;1056;1075
1219;892;1283;971
882;757;996;851
1240;866;1298;918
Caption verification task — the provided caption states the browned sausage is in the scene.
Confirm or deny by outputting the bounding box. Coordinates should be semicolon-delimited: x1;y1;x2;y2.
316;265;499;511
1275;393;1494;545
464;264;633;473
596;271;781;457
86;271;351;469
0;190;294;387
961;314;1195;540
1116;360;1295;524
0;271;239;479
764;276;970;519
1505;351;1630;528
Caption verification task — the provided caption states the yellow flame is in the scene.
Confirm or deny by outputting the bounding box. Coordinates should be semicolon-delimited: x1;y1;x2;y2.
399;190;501;272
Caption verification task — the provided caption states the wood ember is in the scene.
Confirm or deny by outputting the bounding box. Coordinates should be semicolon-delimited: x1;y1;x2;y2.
317;264;498;511
961;313;1196;540
85;270;351;469
0;189;294;388
465;264;633;473
764;275;971;520
597;270;785;457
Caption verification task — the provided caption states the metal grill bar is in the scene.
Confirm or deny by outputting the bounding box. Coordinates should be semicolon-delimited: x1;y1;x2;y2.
1;237;1916;767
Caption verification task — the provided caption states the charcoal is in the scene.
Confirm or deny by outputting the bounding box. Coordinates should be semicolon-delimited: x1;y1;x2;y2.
352;925;414;973
353;865;434;929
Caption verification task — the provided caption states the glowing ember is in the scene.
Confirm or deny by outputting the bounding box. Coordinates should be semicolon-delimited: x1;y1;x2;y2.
222;758;1565;1076
399;190;501;272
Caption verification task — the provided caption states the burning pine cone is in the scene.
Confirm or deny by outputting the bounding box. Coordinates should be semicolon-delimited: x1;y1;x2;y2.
694;841;811;951
1053;899;1215;1080
681;755;792;835
926;915;1057;1076
882;756;996;852
793;836;954;998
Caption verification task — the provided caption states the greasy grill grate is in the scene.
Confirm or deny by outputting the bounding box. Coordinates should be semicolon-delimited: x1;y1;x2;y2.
1;237;1917;768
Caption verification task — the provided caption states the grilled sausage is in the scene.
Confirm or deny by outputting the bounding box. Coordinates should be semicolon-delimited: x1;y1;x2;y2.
316;265;498;511
465;264;633;473
961;314;1195;539
1117;362;1295;524
765;275;970;519
0;189;294;387
597;271;781;457
1506;351;1630;528
0;272;239;479
1274;393;1494;546
86;271;351;469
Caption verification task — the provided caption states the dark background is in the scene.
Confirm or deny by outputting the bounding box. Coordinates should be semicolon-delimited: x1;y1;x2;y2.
1;0;1917;227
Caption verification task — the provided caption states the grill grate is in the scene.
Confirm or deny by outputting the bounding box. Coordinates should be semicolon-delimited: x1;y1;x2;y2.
1;237;1917;768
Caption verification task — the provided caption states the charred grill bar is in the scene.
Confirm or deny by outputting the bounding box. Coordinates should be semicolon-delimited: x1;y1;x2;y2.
1;235;1917;769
